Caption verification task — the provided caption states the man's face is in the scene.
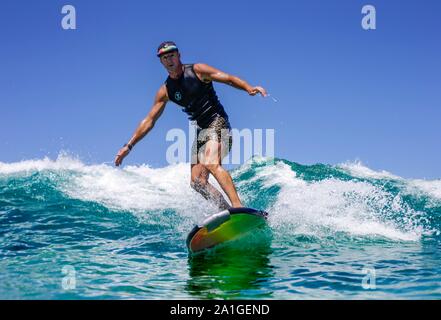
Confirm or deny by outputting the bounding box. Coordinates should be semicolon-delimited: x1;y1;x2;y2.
160;51;181;72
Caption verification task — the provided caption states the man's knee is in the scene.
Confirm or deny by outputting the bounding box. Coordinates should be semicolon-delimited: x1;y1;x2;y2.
204;163;221;174
190;177;207;191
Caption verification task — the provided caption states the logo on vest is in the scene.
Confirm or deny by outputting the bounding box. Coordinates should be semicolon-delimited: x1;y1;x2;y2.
175;91;182;101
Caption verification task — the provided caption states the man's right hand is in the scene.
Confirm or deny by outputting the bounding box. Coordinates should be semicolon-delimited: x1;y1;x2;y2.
114;146;131;166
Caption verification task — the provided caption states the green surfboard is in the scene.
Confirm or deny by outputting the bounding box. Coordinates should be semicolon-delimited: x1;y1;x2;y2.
186;207;268;253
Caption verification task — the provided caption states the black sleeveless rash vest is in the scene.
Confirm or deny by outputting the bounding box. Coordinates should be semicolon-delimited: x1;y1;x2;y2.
165;64;228;128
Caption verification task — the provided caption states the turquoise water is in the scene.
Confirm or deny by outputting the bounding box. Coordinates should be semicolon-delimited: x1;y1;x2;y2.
0;155;440;299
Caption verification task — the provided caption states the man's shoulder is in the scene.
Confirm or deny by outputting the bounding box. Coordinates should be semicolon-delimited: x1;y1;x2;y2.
191;63;208;83
192;63;209;72
157;84;169;101
193;62;207;68
193;63;215;81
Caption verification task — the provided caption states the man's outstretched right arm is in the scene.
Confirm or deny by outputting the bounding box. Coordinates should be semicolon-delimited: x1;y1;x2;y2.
114;85;168;166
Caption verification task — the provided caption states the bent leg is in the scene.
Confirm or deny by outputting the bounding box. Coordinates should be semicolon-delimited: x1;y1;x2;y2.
200;140;243;208
191;163;231;210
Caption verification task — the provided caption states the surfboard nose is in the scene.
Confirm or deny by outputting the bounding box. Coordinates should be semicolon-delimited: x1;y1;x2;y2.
186;207;269;253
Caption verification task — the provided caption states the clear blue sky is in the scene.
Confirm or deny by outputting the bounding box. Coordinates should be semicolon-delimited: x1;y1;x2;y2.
1;0;440;179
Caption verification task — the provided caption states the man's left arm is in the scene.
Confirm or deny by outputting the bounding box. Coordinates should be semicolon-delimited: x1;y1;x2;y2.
194;63;267;97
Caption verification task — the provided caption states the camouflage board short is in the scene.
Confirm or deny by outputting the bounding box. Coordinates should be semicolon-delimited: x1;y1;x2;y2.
191;116;233;164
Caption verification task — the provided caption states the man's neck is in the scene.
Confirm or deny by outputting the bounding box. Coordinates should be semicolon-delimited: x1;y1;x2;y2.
168;63;184;79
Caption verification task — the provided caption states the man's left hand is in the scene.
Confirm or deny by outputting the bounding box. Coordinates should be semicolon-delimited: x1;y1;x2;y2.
248;86;268;97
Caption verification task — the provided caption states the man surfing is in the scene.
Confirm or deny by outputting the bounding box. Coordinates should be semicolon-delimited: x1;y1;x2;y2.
114;41;267;210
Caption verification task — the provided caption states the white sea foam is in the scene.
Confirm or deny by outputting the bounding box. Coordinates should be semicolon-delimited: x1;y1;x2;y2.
338;160;400;180
408;179;441;201
0;153;84;174
0;155;430;241
0;154;214;225
339;160;441;203
243;160;423;241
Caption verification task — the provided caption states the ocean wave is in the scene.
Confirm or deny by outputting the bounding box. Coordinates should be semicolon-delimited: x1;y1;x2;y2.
1;154;440;242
